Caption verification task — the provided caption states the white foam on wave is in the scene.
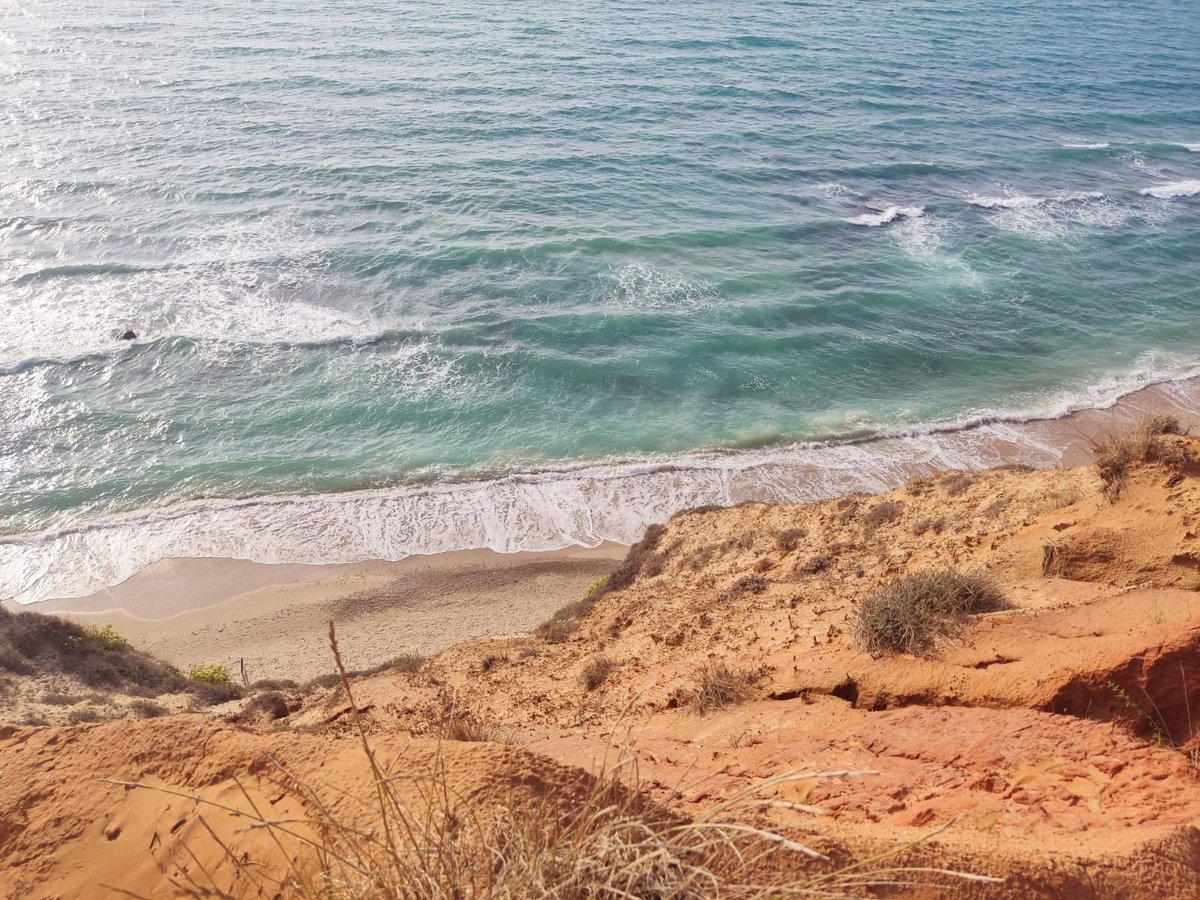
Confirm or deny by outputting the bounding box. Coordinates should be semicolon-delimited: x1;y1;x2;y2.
1139;179;1200;199
1061;142;1109;150
968;191;1103;210
10;352;1200;606
0;207;396;373
607;263;718;312
1177;143;1200;153
845;205;924;227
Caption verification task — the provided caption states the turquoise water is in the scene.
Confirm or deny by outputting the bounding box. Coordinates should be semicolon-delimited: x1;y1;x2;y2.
2;0;1200;602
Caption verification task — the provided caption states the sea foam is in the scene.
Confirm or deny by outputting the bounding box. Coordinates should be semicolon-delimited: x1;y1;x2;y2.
845;205;924;227
1139;180;1200;199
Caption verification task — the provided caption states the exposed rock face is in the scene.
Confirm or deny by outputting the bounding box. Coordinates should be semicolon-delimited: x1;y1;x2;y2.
5;435;1200;897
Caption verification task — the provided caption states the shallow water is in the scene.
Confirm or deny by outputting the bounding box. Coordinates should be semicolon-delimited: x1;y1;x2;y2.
2;0;1199;602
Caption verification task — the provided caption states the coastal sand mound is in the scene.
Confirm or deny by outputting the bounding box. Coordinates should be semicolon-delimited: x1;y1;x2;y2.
4;426;1200;896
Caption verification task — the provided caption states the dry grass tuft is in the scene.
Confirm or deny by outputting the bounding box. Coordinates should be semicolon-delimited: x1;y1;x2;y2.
938;473;975;497
580;656;617;692
688;663;757;715
1094;414;1187;501
854;570;1009;658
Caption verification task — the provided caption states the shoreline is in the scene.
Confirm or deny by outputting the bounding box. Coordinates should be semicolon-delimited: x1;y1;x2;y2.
8;367;1200;608
38;544;624;683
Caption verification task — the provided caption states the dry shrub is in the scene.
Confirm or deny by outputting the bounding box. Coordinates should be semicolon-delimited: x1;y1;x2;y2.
235;692;291;725
580;656;616;692
129;699;167;718
719;531;757;553
41;691;82;706
593;523;667;599
939;473;974;497
0;604;205;698
188;680;246;708
535;599;592;644
103;624;997;899
980;498;1009;519
854;570;1009;658
863;500;904;536
1034;484;1084;514
797;554;831;575
689;664;757;715
719;574;768;601
66;706;103;725
774;527;807;552
1042;543;1066;577
480;654;507;674
1094;414;1186;501
911;517;946;537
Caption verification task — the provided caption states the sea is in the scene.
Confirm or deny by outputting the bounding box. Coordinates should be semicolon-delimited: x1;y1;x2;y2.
2;0;1199;604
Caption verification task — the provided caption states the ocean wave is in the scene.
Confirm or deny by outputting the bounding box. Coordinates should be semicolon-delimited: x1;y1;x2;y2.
1139;179;1200;199
1061;142;1109;150
967;191;1103;210
845;205;924;227
8;354;1200;606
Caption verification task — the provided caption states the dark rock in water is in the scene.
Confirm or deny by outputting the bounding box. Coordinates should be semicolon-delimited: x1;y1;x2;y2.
119;329;138;340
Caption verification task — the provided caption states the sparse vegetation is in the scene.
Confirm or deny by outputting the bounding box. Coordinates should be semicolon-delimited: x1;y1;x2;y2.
939;473;975;497
1042;542;1066;577
774;527;806;552
912;516;947;536
854;569;1009;658
0;604;212;701
234;692;290;725
189;680;246;708
585;576;609;598
535;598;592;643
1095;414;1187;501
387;652;426;674
41;691;82;706
592;523;667;600
188;663;232;685
688;663;757;715
129;699;167;718
480;654;507;674
863;500;904;536
797;554;831;575
580;656;616;691
66;706;103;725
719;574;768;601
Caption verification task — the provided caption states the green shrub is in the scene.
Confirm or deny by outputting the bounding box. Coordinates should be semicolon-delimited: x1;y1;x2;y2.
85;624;128;651
585;576;609;598
189;663;232;685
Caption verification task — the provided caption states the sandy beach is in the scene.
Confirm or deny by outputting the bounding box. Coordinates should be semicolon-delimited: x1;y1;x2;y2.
37;545;624;683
